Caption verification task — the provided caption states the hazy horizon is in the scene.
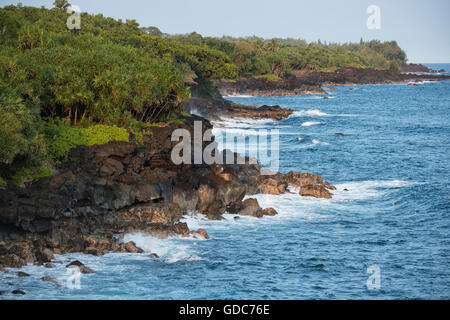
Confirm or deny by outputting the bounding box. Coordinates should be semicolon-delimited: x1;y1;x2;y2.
1;0;449;63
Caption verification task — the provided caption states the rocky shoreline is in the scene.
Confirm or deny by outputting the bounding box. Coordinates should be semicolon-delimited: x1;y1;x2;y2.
215;67;450;97
0;115;334;273
2;66;446;290
185;81;295;121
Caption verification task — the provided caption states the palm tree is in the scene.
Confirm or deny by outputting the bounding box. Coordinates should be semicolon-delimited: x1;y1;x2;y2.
265;39;280;53
53;0;70;11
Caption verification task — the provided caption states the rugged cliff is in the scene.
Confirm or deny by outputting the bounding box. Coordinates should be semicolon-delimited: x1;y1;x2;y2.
0;115;334;268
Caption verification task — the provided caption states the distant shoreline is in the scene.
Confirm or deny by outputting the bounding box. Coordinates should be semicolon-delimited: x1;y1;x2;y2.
215;67;450;97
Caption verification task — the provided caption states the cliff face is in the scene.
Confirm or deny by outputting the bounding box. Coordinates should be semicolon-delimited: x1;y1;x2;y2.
0;115;334;268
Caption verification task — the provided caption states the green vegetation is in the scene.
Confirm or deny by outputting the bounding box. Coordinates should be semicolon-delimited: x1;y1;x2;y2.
165;33;407;77
0;3;408;184
12;166;52;186
42;119;129;164
0;4;236;183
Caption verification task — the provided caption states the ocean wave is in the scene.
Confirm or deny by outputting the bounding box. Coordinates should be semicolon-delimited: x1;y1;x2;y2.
212;117;273;128
312;139;330;145
301;121;325;127
123;233;204;264
293;109;328;117
332;180;424;202
189;108;203;117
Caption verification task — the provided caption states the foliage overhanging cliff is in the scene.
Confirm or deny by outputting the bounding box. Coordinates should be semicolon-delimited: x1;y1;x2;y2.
0;3;406;183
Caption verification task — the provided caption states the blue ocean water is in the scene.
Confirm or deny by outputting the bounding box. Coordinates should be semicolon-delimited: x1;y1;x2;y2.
1;71;450;300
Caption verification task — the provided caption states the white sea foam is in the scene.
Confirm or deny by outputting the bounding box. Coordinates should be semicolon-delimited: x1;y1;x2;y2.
331;180;423;202
212;117;273;129
293;109;328;117
123;233;204;263
189;108;203;117
301;121;325;127
312;139;330;145
184;180;424;229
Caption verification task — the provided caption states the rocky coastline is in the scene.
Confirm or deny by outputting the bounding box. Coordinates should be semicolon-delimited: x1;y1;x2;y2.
215;67;450;97
2;65;446;288
0;114;334;273
400;63;446;74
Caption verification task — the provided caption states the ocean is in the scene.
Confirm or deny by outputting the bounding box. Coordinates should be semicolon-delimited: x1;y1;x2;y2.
1;64;449;299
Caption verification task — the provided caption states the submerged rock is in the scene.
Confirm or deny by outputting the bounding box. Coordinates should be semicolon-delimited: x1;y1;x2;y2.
41;276;58;284
149;253;159;259
66;260;94;274
262;208;278;216
194;228;209;239
17;271;30;277
12;290;26;295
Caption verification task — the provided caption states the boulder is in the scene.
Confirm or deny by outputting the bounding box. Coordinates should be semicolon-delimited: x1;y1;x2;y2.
262;208;278;216
66;260;95;274
194;228;209;239
238;198;264;218
41;276;58;284
324;181;336;190
300;184;332;199
258;178;286;195
149;253;159;259
12;290;26;295
123;241;144;254
17;271;30;277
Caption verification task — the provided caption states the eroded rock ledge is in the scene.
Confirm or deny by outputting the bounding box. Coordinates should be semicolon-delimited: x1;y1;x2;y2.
0;116;334;268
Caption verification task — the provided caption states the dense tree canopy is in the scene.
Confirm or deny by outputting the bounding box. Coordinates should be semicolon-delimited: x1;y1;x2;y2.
164;33;407;77
0;4;237;180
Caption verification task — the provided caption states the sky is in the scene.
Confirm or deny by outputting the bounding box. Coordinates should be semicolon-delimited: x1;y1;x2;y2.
1;0;449;62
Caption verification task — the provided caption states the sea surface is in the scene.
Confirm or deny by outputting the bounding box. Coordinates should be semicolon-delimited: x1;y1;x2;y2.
1;64;449;299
